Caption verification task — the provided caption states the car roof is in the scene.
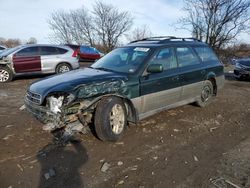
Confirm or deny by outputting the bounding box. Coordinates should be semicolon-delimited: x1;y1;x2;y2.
16;44;73;51
126;36;208;48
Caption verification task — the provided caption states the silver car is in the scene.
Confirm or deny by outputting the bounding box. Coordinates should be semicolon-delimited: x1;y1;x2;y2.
0;44;80;82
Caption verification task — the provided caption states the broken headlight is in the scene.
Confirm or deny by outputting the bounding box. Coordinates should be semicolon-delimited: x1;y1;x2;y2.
47;93;75;114
47;96;64;114
64;93;75;105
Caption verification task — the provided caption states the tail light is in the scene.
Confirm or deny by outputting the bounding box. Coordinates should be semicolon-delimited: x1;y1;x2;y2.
72;50;78;57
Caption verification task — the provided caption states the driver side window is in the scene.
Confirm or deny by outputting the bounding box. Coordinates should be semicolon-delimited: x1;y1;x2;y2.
148;48;177;71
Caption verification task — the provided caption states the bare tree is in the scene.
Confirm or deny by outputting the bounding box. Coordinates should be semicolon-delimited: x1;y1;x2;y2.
26;37;37;44
179;0;250;50
93;1;133;52
5;38;21;48
48;10;74;44
70;8;96;46
0;37;6;46
127;25;153;42
48;2;132;51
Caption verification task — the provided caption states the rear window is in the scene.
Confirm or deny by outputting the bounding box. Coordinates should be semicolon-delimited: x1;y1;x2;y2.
176;47;200;67
57;47;68;54
194;47;219;62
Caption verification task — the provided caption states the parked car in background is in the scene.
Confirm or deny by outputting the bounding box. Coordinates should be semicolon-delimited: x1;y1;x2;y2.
0;44;79;83
234;58;250;80
79;46;103;61
0;45;7;53
25;37;224;142
65;44;103;62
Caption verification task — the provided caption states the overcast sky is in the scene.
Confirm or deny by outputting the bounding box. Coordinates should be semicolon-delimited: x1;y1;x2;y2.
0;0;249;44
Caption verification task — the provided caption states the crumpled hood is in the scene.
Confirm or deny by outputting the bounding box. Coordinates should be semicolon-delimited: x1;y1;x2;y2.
29;68;128;100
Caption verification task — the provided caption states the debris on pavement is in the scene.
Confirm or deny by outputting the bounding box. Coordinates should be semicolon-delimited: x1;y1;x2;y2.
153;156;158;160
117;180;124;185
173;129;180;132
44;168;56;180
19;105;26;111
101;162;111;173
117;161;123;166
17;164;24;172
2;134;15;140
210;177;241;188
5;125;15;128
129;165;138;171
210;127;219;132
193;155;199;162
99;159;105;163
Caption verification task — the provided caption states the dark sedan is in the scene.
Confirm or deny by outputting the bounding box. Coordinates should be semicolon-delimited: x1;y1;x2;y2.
234;59;250;80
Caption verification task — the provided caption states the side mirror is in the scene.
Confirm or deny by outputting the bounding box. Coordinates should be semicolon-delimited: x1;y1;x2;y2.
147;64;163;73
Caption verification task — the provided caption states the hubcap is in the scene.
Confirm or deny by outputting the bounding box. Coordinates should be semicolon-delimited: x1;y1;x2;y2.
109;104;125;134
59;65;70;73
201;85;212;102
0;69;9;82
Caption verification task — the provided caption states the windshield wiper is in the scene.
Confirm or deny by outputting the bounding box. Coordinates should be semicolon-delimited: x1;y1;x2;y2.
93;67;114;72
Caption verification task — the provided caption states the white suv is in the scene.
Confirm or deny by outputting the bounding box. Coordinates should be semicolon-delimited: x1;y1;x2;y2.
0;44;80;83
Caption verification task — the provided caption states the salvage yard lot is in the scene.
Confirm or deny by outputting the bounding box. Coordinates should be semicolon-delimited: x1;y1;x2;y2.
0;65;250;188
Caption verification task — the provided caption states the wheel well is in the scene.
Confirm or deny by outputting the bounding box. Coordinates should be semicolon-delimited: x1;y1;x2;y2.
56;62;72;70
94;95;138;124
208;77;217;95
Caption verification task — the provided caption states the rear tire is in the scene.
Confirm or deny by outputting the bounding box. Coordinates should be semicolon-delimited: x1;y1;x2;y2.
94;97;127;141
0;66;13;83
196;80;214;107
56;63;72;74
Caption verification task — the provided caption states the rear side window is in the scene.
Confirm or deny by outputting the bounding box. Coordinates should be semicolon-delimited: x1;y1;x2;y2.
15;47;39;56
40;46;59;55
194;47;219;62
0;46;5;50
57;47;68;54
176;47;200;67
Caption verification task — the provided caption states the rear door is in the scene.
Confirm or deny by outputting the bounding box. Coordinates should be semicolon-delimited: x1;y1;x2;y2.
40;46;67;73
13;46;41;73
139;47;182;113
175;46;204;100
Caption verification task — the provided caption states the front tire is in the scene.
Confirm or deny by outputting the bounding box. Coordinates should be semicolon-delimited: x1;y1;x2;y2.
0;66;13;83
94;97;127;141
56;63;72;74
196;80;214;107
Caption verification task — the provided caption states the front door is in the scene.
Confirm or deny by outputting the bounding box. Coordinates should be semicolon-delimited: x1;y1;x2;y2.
139;47;182;114
13;46;41;73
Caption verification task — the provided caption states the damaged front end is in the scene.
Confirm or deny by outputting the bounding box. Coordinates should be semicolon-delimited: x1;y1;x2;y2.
25;79;128;141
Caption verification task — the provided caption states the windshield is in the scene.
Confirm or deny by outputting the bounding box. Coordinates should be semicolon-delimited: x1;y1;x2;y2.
91;47;151;74
0;46;22;57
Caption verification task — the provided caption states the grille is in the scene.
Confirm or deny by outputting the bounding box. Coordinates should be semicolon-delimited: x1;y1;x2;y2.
26;90;42;105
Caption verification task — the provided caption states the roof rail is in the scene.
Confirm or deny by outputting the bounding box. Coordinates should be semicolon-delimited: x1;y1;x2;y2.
130;36;201;44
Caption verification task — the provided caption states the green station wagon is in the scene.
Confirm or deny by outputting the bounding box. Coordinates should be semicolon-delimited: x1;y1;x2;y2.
25;37;224;141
